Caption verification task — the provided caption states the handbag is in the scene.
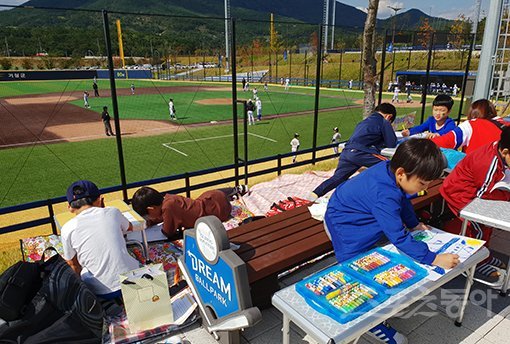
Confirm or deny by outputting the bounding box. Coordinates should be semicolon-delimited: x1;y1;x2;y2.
120;263;173;333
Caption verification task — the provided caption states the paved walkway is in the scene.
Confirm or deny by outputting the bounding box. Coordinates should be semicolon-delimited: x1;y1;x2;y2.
174;229;510;344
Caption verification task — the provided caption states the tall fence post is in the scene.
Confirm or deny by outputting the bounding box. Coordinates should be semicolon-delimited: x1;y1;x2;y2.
243;102;249;185
102;9;128;202
420;33;434;124
185;173;191;198
378;30;388;106
312;24;324;164
457;33;475;124
230;18;240;186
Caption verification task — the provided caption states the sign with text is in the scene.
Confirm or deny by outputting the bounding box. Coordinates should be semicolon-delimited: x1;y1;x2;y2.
183;216;252;319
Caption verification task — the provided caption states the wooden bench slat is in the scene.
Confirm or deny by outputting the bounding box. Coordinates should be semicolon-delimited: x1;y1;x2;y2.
245;231;332;283
236;222;325;261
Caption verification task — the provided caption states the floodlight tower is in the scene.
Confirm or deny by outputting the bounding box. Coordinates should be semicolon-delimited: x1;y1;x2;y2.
224;0;231;71
388;5;403;49
323;0;330;53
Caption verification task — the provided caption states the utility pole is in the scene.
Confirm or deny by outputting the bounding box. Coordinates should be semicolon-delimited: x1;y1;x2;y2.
472;0;482;44
4;37;9;57
323;0;330;54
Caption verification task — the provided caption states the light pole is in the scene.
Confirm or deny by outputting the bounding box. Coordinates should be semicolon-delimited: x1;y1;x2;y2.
388;5;403;83
388;5;403;49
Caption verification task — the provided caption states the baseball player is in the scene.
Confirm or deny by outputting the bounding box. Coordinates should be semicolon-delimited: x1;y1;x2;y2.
130;83;135;95
169;98;176;120
255;97;262;121
93;82;100;97
101;106;114;136
285;77;290;90
252;87;258;98
246;99;255;125
290;133;300;163
83;91;90;108
392;85;400;103
331;127;341;155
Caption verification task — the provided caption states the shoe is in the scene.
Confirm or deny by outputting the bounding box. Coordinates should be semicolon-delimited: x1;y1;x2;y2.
474;263;501;284
488;256;507;270
235;185;249;196
368;322;408;344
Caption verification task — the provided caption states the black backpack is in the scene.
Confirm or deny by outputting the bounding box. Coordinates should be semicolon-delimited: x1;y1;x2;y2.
0;248;104;344
0;261;42;321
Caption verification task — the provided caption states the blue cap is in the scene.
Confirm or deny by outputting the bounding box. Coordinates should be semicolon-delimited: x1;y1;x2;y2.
66;180;100;204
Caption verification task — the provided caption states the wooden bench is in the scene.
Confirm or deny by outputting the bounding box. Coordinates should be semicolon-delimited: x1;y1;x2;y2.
227;178;444;307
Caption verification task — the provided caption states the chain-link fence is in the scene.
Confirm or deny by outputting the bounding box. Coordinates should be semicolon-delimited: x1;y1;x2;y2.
0;4;477;208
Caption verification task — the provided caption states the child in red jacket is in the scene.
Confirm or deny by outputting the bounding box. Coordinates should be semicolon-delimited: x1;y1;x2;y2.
440;126;510;282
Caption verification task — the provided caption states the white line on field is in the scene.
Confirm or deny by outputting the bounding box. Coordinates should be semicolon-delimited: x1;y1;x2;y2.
162;143;188;156
161;132;277;156
248;132;277;142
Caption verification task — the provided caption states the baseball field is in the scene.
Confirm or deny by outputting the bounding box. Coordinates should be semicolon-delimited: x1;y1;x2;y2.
0;78;447;207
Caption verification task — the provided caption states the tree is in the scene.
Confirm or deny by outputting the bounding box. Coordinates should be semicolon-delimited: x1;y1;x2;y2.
449;14;471;49
362;0;379;118
310;31;319;54
417;18;435;48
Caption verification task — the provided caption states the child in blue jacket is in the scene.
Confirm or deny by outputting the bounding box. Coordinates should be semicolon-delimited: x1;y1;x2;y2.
325;138;459;344
402;94;455;139
313;103;398;198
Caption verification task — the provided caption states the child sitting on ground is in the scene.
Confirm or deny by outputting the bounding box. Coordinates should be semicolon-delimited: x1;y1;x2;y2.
401;94;456;138
131;185;248;238
439;126;510;283
325;139;459;344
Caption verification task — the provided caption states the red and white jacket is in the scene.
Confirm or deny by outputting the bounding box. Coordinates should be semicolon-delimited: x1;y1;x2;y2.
440;141;510;216
432;117;509;154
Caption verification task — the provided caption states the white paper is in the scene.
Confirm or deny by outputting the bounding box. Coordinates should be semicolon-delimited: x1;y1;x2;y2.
126;223;167;243
172;288;197;325
122;211;145;232
384;227;485;281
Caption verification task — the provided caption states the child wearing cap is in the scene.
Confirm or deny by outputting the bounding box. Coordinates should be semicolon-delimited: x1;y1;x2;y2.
60;180;140;300
325;139;459;344
131;185;249;238
290;133;300;163
401;94;456;139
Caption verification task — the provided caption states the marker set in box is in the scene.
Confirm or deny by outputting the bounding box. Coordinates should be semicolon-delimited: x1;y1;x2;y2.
296;248;428;324
296;266;388;324
345;248;427;294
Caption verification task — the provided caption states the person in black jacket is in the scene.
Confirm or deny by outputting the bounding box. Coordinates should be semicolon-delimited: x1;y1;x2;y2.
246;99;255;125
101;106;114;136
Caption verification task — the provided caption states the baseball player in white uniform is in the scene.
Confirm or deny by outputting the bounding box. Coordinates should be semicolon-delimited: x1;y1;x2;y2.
331;127;341;155
290;133;300;163
169;98;176;120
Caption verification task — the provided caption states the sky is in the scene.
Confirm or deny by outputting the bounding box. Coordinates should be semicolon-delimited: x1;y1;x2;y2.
339;0;489;20
0;0;491;21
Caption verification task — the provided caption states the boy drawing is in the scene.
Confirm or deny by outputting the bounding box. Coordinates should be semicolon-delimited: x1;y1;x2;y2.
440;126;510;283
131;185;248;239
401;94;455;138
325;139;459;344
313;103;397;198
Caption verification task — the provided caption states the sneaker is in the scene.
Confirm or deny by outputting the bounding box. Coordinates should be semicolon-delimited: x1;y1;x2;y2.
235;185;249;196
368;322;408;344
474;263;501;284
488;256;507;270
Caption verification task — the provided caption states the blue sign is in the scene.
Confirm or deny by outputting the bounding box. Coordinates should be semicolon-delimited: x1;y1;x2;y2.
184;234;240;318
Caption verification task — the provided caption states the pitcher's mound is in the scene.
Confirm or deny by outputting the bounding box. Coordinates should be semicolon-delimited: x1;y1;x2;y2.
195;98;231;105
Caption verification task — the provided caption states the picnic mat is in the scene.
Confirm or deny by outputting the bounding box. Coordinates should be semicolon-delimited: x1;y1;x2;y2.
242;170;334;216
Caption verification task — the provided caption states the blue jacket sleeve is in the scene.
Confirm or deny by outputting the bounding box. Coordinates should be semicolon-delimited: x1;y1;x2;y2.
372;191;436;265
382;120;397;148
439;118;457;136
409;117;432;135
400;197;419;229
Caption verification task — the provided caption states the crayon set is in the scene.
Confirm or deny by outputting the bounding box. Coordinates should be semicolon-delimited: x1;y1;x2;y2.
373;264;416;288
305;270;347;296
327;282;378;314
350;251;390;272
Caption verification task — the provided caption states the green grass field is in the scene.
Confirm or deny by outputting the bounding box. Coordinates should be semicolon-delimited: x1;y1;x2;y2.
0;79;459;207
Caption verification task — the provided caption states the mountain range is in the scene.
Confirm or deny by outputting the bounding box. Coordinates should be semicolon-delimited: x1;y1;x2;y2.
0;1;454;57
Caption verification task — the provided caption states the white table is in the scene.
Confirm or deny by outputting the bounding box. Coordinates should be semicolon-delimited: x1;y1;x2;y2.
460;198;510;294
272;247;489;344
